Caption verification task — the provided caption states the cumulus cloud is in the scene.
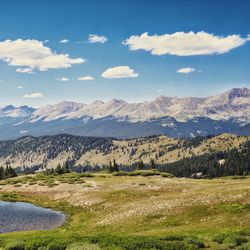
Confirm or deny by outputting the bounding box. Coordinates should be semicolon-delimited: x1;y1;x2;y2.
60;39;69;43
177;67;196;74
88;34;108;44
77;76;94;81
16;67;33;74
57;77;69;81
17;86;24;89
0;39;85;71
101;66;138;78
123;31;250;56
23;92;44;98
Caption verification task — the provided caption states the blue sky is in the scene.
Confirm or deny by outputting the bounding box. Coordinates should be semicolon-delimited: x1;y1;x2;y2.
0;0;250;106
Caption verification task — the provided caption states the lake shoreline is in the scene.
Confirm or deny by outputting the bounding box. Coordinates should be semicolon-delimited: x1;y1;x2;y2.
0;200;66;234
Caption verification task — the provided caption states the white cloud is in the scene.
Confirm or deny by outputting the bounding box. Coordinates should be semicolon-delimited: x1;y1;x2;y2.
23;92;44;98
57;77;69;81
20;130;28;134
177;67;196;74
17;86;24;89
123;31;250;56
60;39;69;43
0;39;85;71
16;67;33;74
88;34;108;44
77;76;94;81
101;66;138;79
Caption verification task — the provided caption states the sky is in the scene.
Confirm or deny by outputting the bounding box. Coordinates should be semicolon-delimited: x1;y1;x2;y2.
0;0;250;107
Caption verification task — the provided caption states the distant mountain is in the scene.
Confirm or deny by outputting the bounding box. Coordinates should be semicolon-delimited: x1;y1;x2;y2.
28;87;250;122
0;88;249;139
239;123;250;135
0;133;248;170
0;105;35;118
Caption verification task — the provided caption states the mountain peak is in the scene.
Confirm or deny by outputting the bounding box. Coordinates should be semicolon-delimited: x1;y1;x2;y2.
109;98;126;104
90;100;104;106
227;87;250;98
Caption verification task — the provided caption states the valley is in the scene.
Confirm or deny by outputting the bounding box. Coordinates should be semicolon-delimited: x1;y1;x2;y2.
0;173;249;249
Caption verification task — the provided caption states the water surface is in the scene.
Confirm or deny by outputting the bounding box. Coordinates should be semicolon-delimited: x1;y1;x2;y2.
0;201;65;233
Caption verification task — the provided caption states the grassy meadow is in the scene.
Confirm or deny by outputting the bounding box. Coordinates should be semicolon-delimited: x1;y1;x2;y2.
0;172;249;249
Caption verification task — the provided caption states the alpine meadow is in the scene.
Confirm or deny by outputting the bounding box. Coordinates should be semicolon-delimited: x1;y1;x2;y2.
0;1;249;250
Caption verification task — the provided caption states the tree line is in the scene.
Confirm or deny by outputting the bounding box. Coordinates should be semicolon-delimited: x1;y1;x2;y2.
107;140;250;178
0;165;17;180
1;140;250;179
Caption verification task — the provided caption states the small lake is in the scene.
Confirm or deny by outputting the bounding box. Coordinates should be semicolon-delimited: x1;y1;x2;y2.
0;201;66;233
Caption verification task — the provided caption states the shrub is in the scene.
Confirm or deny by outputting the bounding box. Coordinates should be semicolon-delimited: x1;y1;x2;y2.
160;173;174;178
46;241;67;250
184;237;205;248
213;233;228;244
112;171;128;176
160;235;185;241
4;240;25;250
1;192;18;201
66;242;100;250
223;235;248;247
238;243;250;250
24;240;45;250
79;173;94;178
127;170;160;176
127;171;141;176
140;171;159;176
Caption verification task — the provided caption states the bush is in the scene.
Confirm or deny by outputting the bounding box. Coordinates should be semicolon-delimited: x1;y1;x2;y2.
24;239;46;250
47;241;67;250
127;170;160;177
127;171;141;176
213;233;228;244
79;173;94;178
184;237;205;248
140;170;160;176
112;171;128;176
238;243;250;250
66;242;100;250
223;234;248;247
1;192;18;201
213;233;248;246
160;173;174;178
4;240;25;250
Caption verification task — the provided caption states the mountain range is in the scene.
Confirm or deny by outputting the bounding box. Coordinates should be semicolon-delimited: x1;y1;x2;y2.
1;87;250;139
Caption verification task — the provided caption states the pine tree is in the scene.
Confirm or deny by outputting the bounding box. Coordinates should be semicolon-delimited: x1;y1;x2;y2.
137;160;144;170
108;161;113;173
113;160;119;172
56;163;63;174
62;160;70;173
0;167;4;180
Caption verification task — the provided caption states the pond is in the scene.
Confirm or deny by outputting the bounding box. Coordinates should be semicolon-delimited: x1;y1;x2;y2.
0;201;66;233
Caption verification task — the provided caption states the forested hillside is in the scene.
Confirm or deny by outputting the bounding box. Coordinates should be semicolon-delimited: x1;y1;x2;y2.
157;140;250;177
0;133;248;178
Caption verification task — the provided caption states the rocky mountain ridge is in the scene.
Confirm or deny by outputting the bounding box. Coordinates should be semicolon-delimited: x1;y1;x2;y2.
0;88;249;139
